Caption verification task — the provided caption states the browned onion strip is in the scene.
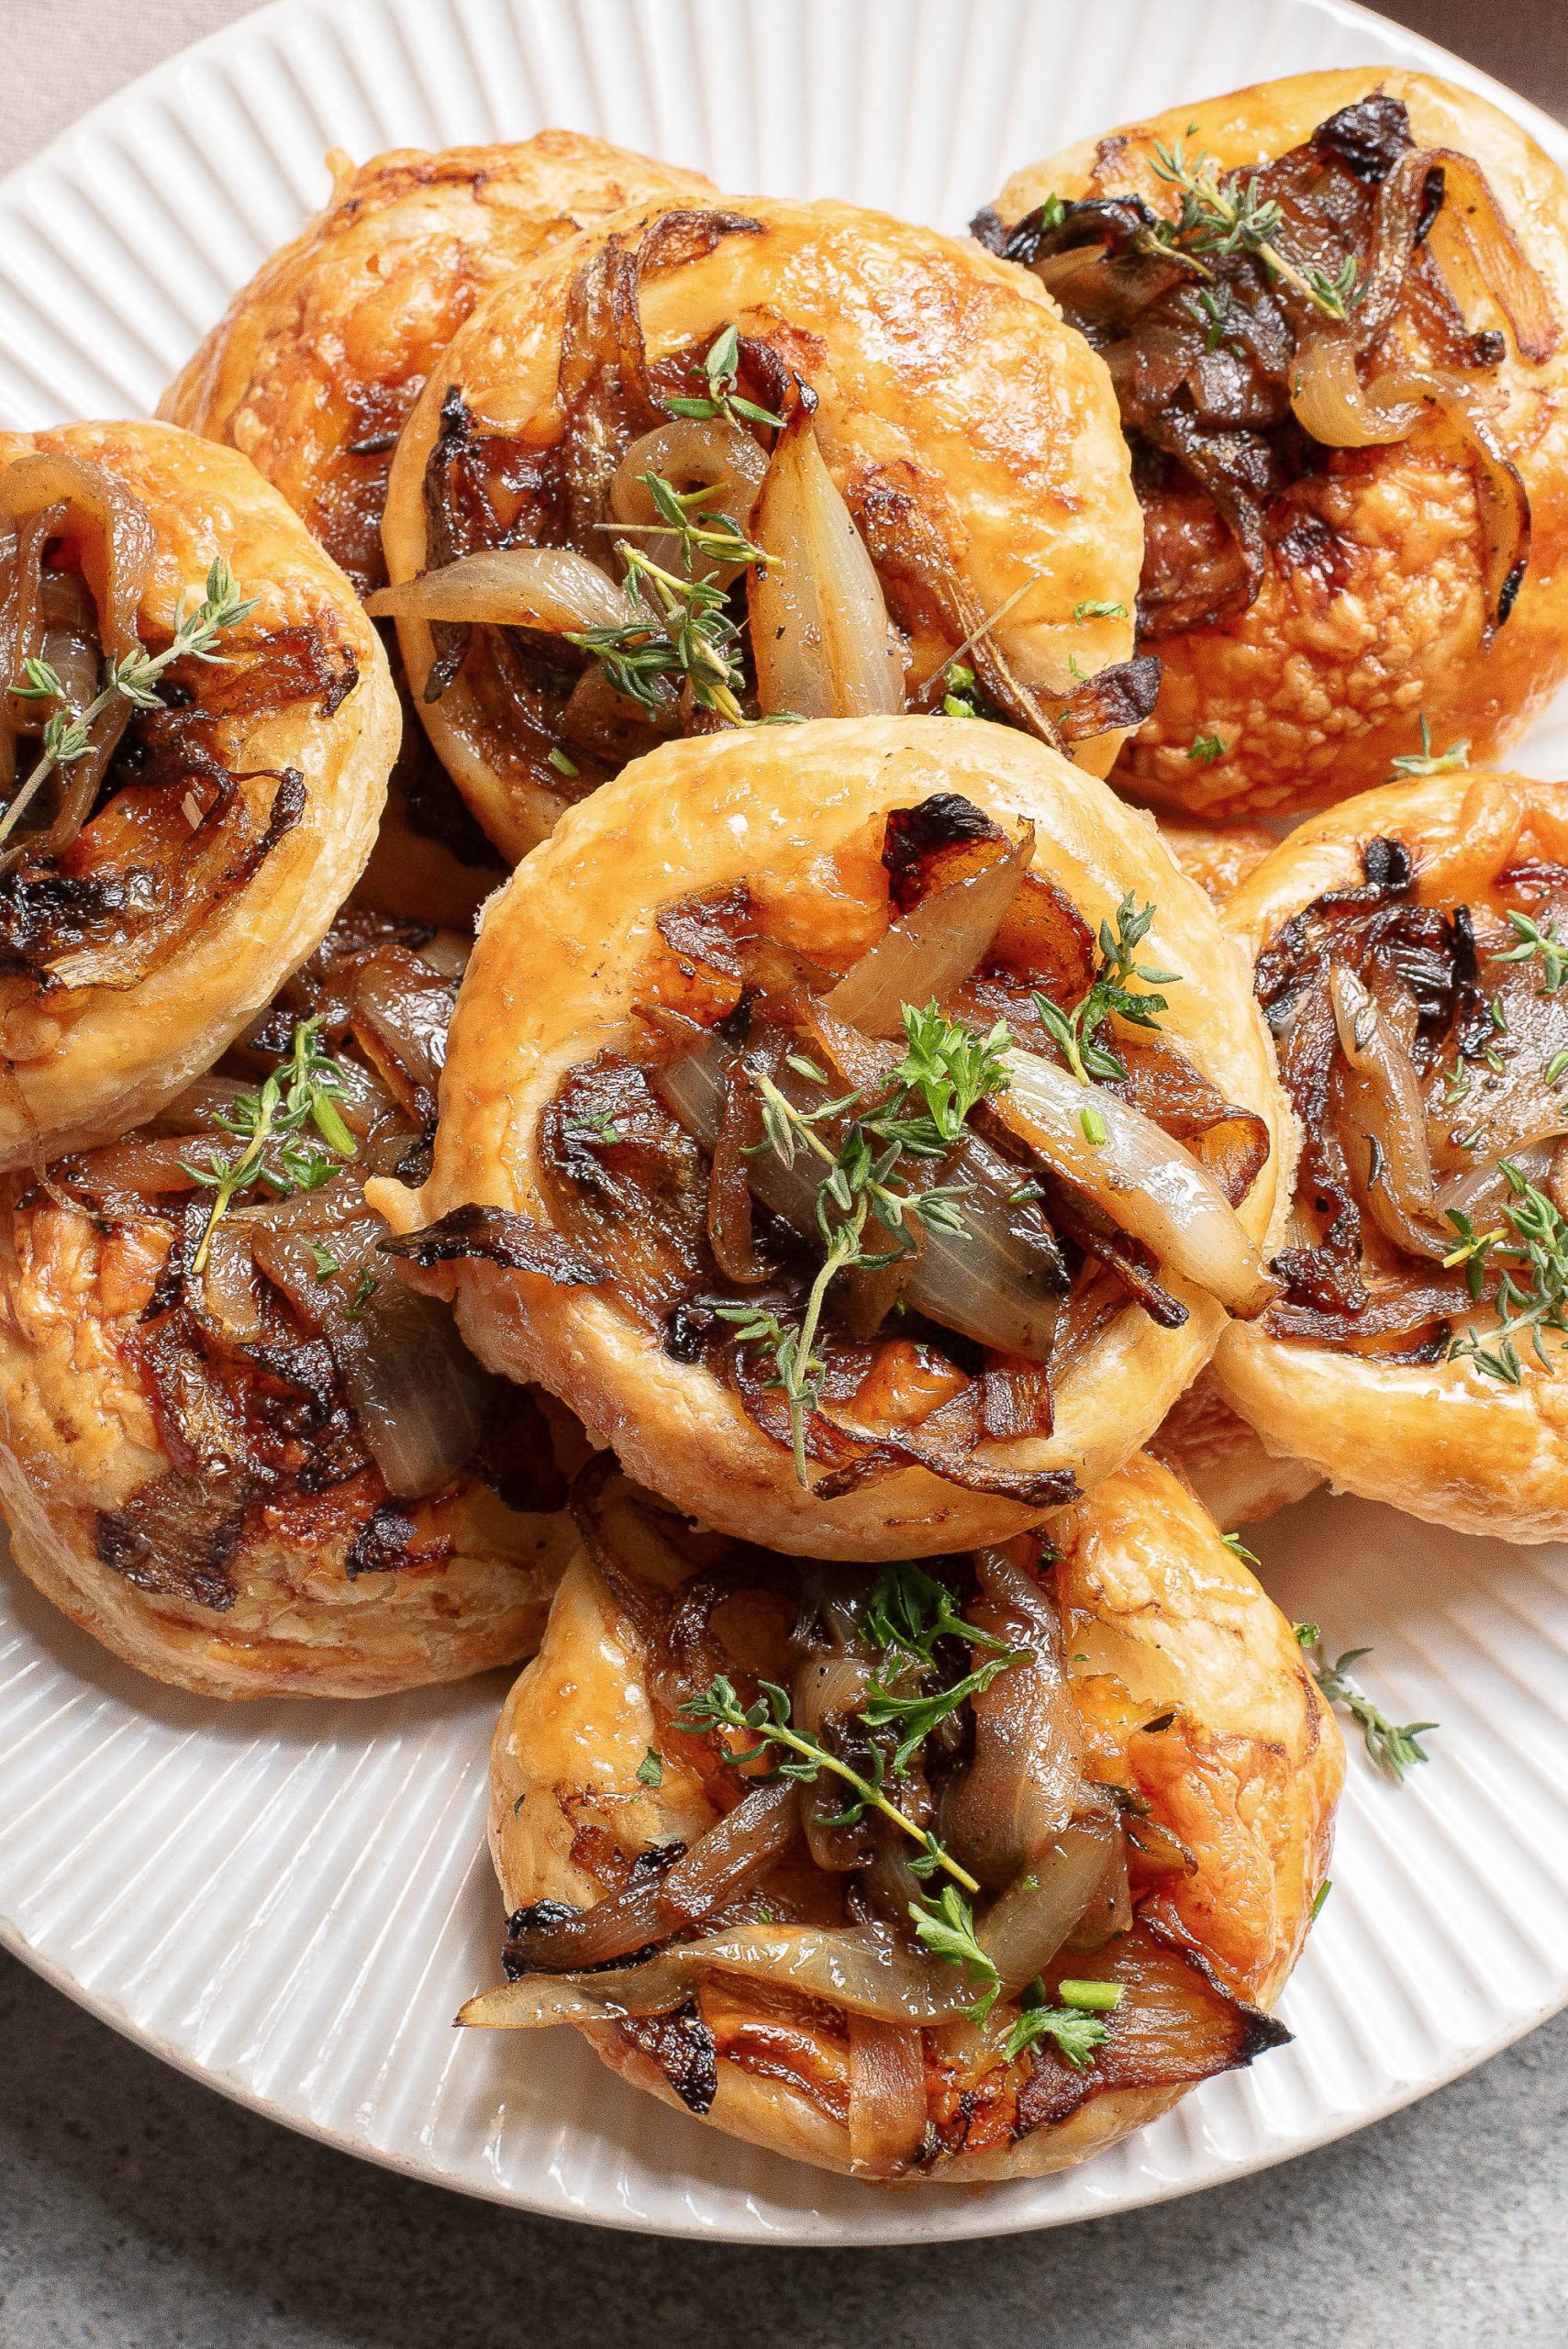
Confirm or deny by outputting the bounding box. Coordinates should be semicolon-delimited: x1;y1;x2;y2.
0;451;153;665
462;1923;980;2029
1424;148;1560;364
994;1050;1274;1316
252;1208;489;1499
846;2016;928;2176
822;822;1034;1037
945;1548;1084;1887
1329;965;1450;1262
657;1777;799;1927
366;546;638;632
503;1873;673;1974
748;402;905;718
978;1816;1118;1989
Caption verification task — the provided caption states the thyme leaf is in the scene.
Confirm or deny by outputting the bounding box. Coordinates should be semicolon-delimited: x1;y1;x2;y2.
1032;893;1177;1085
184;1015;357;1273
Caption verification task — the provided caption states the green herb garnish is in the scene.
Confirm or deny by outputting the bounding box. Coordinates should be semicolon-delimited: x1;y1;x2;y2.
1033;894;1177;1085
678;1673;981;1894
664;322;784;430
5;556;258;849
185;1016;356;1274
1150;139;1359;319
1303;1637;1437;1781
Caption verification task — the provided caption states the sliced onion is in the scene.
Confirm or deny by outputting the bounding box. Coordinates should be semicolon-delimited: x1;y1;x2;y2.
504;1874;673;1973
946;1549;1084;1887
822;825;1033;1038
1291;330;1417;448
461;1923;979;2030
366;546;637;632
0;451;153;663
1424;149;1559;364
253;1210;488;1499
658;1037;1069;1360
610;418;768;581
657;1778;798;1928
994;1050;1275;1317
846;2016;928;2176
978;1816;1118;1990
748;404;905;718
1329;965;1450;1261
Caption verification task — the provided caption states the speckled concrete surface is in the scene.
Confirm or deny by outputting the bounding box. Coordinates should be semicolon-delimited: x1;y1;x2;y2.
2;1951;1567;2348
3;4;1567;2343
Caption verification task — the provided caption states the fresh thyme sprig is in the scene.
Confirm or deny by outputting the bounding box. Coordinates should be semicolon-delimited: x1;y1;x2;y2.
677;1673;982;1895
1033;894;1178;1085
1297;1627;1435;1781
1442;1161;1568;1382
184;1015;357;1273
573;473;775;724
1149;138;1359;321
1388;713;1471;780
717;1004;1012;1482
3;555;257;850
664;322;784;430
1497;909;1568;995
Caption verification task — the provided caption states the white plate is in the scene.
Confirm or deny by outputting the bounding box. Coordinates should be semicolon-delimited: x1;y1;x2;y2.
2;0;1566;2247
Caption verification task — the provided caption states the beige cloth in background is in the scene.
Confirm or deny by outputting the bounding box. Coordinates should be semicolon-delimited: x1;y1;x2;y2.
3;0;1563;181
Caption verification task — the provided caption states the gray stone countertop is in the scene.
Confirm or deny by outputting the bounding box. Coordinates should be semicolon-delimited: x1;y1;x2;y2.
3;4;1566;2343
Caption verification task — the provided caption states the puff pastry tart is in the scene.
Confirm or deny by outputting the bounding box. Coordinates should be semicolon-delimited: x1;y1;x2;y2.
160;133;717;594
0;420;396;1168
0;915;580;1698
982;71;1568;819
374;196;1146;859
1215;770;1568;1542
373;718;1290;1559
466;1454;1341;2184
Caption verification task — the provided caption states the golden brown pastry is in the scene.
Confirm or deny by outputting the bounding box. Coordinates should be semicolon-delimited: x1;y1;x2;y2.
984;71;1568;818
1215;769;1568;1541
1151;1379;1320;1526
376;195;1146;858
0;420;396;1168
466;1455;1341;2183
0;915;579;1698
1158;815;1280;907
372;717;1291;1559
160;134;717;593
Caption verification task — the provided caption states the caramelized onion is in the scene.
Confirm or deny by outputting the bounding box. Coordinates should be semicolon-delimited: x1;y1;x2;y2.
995;1050;1274;1316
462;1922;979;2029
823;824;1033;1037
367;546;637;632
748;403;905;718
1329;965;1450;1261
946;1549;1083;1887
253;1210;488;1498
657;1778;798;1928
979;1816;1118;1989
1424;149;1559;364
504;1873;673;1973
610;418;768;581
658;1037;1069;1360
846;2016;928;2176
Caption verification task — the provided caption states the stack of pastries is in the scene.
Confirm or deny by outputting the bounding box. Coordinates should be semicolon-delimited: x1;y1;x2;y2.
4;69;1566;2183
